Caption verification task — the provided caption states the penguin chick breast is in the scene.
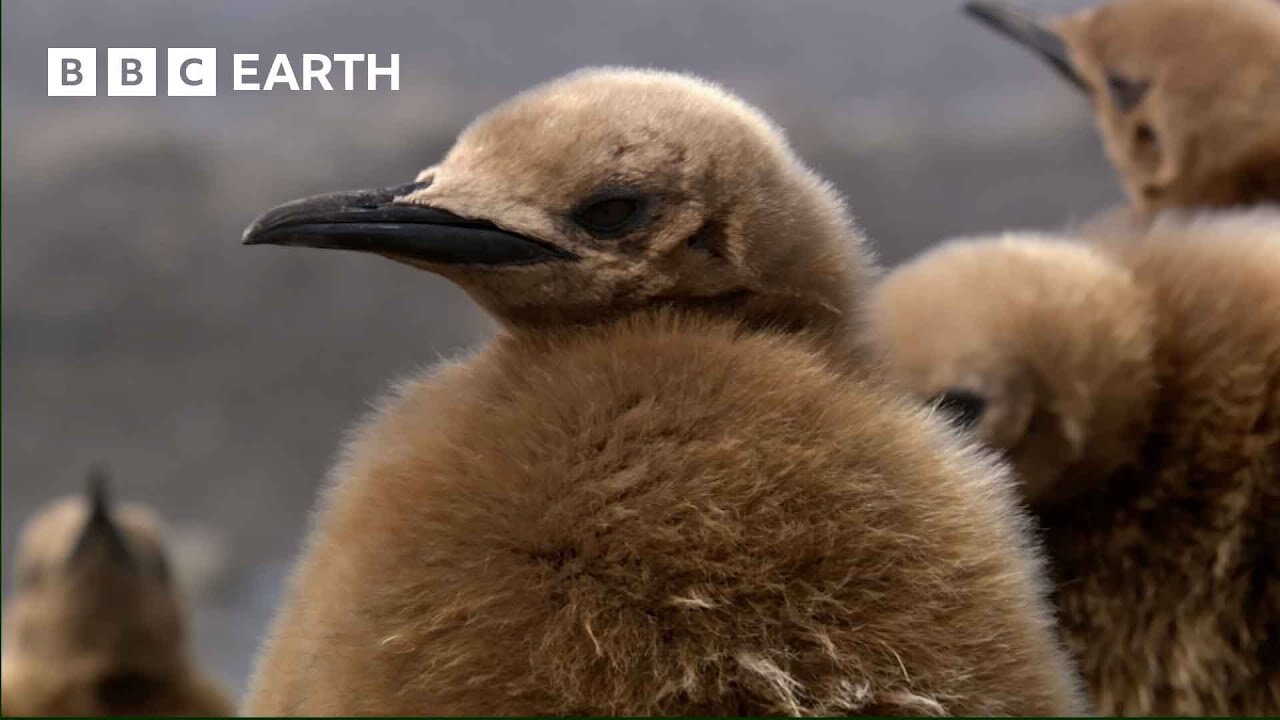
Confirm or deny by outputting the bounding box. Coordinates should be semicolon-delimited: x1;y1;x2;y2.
247;311;1082;716
1048;210;1280;716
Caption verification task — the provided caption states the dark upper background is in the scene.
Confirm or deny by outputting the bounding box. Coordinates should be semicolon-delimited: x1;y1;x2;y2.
2;0;1110;695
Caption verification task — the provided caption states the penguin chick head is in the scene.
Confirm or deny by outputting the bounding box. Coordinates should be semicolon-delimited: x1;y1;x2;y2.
871;234;1157;506
966;0;1280;211
3;468;186;670
245;68;871;355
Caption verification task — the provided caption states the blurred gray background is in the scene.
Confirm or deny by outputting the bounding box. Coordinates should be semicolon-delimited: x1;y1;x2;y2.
2;0;1114;698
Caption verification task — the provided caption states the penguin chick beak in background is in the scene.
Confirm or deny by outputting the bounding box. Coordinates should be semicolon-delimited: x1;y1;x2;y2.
242;180;575;267
68;466;134;570
964;0;1086;92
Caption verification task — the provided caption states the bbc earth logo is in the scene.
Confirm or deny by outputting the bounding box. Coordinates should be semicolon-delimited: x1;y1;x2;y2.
47;48;400;96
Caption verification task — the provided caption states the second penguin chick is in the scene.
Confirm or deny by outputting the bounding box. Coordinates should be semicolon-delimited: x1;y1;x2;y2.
241;68;1085;716
871;209;1280;715
966;0;1280;212
0;470;234;717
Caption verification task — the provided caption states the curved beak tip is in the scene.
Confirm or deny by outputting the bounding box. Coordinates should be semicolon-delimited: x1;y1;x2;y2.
241;219;283;246
963;0;1003;22
241;222;263;245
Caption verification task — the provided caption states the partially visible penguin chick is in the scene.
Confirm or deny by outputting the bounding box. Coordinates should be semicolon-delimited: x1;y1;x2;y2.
241;68;1085;716
0;470;234;717
966;0;1280;212
871;209;1280;715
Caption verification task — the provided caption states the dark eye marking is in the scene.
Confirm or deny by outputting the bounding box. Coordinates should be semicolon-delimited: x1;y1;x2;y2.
1106;72;1150;113
580;198;637;231
572;190;652;238
929;389;987;430
1134;122;1158;149
686;220;727;258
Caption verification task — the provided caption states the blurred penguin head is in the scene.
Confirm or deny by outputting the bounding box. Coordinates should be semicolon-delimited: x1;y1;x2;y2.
3;468;186;669
871;234;1157;505
245;68;873;357
967;0;1280;211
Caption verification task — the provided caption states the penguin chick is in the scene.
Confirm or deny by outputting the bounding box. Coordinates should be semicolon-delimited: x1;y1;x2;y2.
966;0;1280;212
0;469;235;717
870;209;1280;715
241;68;1085;716
871;234;1158;505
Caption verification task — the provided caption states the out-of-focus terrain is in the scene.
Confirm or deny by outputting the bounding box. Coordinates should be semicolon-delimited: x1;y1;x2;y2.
2;0;1113;694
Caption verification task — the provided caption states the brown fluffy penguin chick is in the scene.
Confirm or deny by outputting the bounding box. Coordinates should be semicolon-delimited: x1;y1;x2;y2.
0;470;234;717
870;209;1280;715
240;68;1085;716
966;0;1280;212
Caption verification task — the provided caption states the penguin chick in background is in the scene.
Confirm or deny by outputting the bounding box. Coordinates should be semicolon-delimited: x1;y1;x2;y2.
966;0;1280;213
241;67;1085;716
870;209;1280;715
0;469;235;717
874;236;1157;506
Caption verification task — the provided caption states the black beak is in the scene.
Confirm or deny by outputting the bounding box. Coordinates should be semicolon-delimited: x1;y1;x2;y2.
964;1;1087;92
242;181;573;266
69;466;134;569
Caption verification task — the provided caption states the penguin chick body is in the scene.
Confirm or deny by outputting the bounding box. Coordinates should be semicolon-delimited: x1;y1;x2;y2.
871;208;1280;715
242;68;1084;716
1;472;235;717
966;0;1280;212
250;312;1077;716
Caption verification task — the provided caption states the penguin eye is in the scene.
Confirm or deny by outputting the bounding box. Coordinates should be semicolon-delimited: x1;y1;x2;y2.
1134;122;1159;151
930;389;987;431
573;193;645;236
1106;73;1150;113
